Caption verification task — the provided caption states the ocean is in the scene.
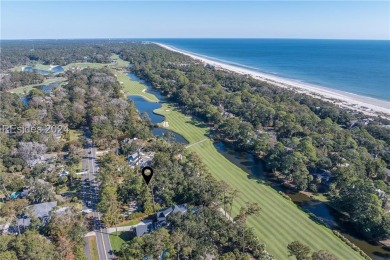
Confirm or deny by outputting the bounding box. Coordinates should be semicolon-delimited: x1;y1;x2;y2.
154;39;390;101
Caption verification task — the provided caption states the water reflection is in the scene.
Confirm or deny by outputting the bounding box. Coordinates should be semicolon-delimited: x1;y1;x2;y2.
36;81;61;94
127;69;390;259
23;66;64;75
214;140;390;260
129;96;164;124
127;73;188;144
20;96;29;107
152;128;189;144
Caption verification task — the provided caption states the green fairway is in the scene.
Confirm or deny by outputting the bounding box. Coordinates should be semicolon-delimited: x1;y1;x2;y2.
111;54;130;67
9;77;66;95
34;64;52;70
63;62;110;70
153;103;361;259
10;65;25;72
118;71;159;102
7;55;362;258
112;52;362;258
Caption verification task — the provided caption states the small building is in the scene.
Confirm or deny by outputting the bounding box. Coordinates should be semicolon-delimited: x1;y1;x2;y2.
14;202;58;232
128;152;140;162
156;204;187;222
128;151;155;168
135;220;154;237
59;170;69;177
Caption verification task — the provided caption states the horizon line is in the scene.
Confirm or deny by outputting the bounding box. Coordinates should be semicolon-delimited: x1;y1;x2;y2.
1;37;389;41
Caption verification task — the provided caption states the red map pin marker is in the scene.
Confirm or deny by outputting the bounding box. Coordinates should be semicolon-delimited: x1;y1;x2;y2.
141;166;154;185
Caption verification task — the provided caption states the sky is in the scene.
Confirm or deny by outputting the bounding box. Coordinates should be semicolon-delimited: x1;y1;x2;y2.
1;1;389;40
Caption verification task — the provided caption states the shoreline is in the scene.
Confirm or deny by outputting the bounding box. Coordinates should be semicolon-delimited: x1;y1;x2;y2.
155;43;389;118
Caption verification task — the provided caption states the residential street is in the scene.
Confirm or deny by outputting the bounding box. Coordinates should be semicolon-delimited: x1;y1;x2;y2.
83;141;113;259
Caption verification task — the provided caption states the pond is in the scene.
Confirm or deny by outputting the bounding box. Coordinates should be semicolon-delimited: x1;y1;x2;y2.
23;66;51;75
152;128;189;144
20;96;30;107
51;65;64;73
127;73;188;144
19;81;61;107
23;65;64;75
129;95;164;124
215;140;390;260
36;81;61;94
127;69;390;259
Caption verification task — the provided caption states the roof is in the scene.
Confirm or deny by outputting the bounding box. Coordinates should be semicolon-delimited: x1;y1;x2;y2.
128;152;139;161
29;201;58;219
16;202;58;228
157;204;187;220
135;220;154;237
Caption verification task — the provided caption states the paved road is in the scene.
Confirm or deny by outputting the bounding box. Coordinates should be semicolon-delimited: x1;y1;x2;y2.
83;142;114;259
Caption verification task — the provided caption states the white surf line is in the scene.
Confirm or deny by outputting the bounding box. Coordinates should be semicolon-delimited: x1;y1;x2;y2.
185;138;208;149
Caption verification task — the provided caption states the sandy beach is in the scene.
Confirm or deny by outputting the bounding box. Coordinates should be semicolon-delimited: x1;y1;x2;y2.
156;43;389;118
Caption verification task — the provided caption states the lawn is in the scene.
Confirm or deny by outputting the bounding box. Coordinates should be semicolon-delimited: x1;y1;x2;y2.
114;53;362;258
153;103;362;259
117;219;141;227
63;62;110;70
88;236;99;260
10;65;25;72
111;54;130;67
109;231;133;252
68;129;82;142
9;77;66;95
34;64;52;70
117;71;159;102
8;56;361;258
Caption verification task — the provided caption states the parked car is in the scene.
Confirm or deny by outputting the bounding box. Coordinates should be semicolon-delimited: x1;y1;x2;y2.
82;208;93;214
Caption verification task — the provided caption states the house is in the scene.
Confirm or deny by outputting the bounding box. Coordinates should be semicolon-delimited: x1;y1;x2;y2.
134;205;188;237
311;169;333;185
14;202;58;232
156;204;187;222
59;170;69;177
128;152;140;163
122;137;137;144
135;220;154;237
128;151;155;168
26;153;58;168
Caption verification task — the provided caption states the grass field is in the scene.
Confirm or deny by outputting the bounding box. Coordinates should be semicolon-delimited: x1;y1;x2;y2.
9;77;66;95
68;129;82;142
10;65;25;72
117;219;140;227
111;54;130;67
88;236;99;260
108;58;361;258
63;62;110;70
118;71;159;102
34;64;52;70
109;231;133;252
7;56;362;258
153;104;361;259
